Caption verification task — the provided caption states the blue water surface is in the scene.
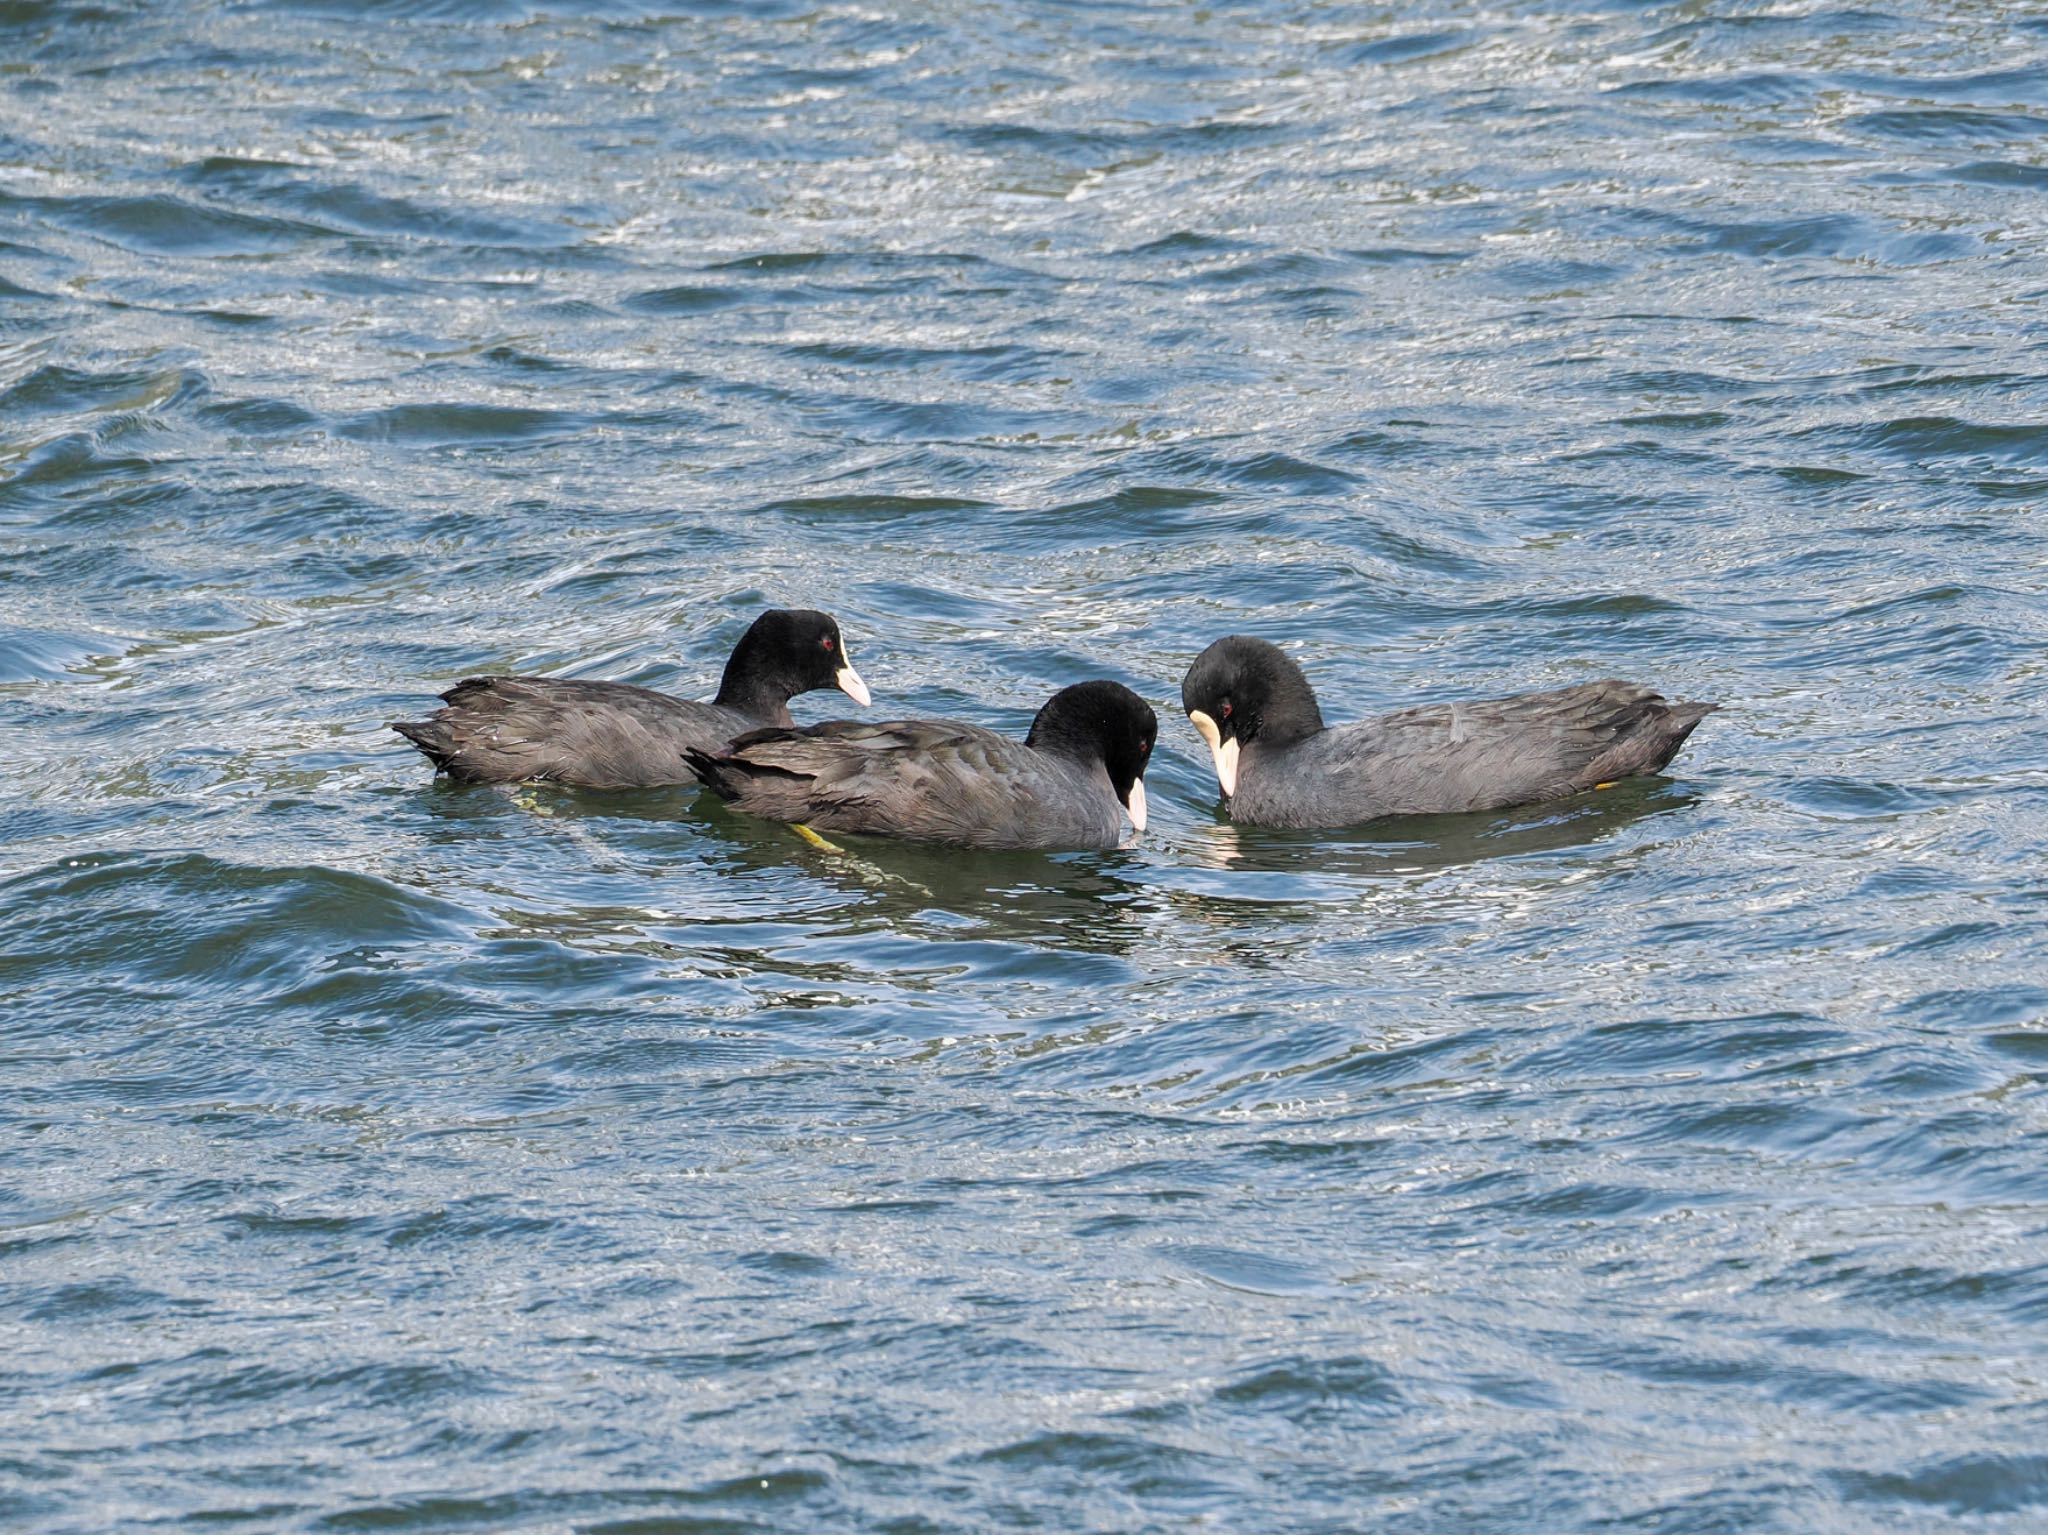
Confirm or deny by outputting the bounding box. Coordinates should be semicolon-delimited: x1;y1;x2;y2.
4;0;2047;1529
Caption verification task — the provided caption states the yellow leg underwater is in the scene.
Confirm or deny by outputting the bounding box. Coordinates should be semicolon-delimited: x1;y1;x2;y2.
791;822;845;853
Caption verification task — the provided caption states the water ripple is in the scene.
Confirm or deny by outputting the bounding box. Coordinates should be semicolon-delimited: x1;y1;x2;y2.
4;0;2047;1528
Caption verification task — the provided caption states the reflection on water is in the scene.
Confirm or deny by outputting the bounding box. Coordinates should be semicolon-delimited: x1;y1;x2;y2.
1183;778;1702;878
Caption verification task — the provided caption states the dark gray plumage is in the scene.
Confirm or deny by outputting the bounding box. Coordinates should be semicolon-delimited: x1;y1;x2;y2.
390;608;870;789
1181;635;1717;829
687;679;1158;850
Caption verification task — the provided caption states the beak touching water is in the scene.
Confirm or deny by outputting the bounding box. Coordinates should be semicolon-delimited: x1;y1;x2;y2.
1187;710;1239;798
835;659;871;708
1124;777;1148;835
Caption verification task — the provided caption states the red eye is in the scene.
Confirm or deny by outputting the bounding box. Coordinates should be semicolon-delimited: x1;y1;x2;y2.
822;635;835;651
1221;701;1233;719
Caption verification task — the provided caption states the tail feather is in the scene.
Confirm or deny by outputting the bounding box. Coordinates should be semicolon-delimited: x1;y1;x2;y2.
683;747;736;798
391;719;461;775
1583;697;1719;785
1660;700;1720;758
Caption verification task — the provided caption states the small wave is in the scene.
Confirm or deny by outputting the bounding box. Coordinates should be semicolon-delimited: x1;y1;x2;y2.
1617;70;1821;105
1834;1454;2048;1516
335;403;590;447
1840;67;2048;108
621;284;746;314
1685;213;1961;263
1794;415;2048;471
0;852;481;1003
1941;159;2048;190
1335;29;1472;68
36;191;332;256
0;362;203;420
1848;108;2048;145
0;627;100;684
1163;1242;1332;1296
194;397;319;436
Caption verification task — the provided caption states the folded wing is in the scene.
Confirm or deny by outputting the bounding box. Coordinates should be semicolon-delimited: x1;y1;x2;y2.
690;719;1122;849
391;676;743;788
1309;680;1717;818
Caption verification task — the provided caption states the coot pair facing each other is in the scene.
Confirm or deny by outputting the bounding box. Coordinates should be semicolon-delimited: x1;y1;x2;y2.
392;611;1716;850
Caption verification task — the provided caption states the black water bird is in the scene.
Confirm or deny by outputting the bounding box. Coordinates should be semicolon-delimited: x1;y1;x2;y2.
391;608;870;789
687;680;1157;851
1180;635;1716;829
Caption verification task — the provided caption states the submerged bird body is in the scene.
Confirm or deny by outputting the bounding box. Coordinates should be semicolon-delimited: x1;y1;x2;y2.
1182;637;1715;829
689;680;1157;851
391;608;869;789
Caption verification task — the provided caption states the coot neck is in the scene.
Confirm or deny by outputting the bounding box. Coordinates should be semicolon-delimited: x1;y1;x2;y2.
1024;705;1104;771
714;648;797;725
1252;675;1324;749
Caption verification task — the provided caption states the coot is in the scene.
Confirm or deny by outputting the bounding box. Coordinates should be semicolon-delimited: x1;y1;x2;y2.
688;679;1156;850
1181;635;1715;828
392;607;870;789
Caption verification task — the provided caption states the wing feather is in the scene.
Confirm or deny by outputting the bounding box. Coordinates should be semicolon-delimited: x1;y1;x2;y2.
1238;680;1716;826
693;718;1120;848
